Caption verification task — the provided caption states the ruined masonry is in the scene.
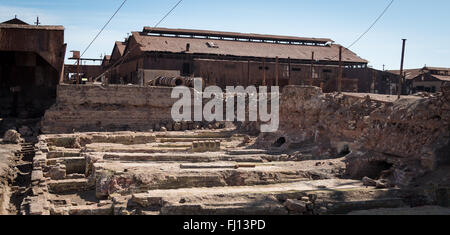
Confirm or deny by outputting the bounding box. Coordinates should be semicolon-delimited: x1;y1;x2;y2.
5;85;446;215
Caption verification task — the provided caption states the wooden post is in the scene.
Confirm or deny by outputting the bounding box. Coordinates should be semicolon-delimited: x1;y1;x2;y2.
247;60;251;86
310;52;315;86
275;56;279;87
338;46;343;93
288;57;291;85
76;58;80;85
372;69;377;93
262;58;266;86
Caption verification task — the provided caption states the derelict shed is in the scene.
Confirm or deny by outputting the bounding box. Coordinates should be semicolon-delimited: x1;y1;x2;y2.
0;18;66;118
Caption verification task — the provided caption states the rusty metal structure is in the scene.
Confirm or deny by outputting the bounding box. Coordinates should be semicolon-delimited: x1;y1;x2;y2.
103;27;378;91
0;18;66;118
63;51;103;84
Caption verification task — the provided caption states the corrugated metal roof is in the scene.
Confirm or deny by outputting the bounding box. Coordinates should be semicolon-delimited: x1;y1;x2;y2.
132;32;367;63
143;27;334;44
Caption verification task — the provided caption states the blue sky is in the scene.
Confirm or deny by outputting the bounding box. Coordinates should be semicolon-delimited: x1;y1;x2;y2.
0;0;448;70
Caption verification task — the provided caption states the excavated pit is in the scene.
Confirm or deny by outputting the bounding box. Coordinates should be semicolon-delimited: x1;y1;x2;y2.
1;85;448;215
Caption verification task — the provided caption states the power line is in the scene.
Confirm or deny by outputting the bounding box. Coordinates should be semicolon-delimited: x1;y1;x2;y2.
80;0;128;58
347;0;395;49
327;0;395;61
95;0;184;81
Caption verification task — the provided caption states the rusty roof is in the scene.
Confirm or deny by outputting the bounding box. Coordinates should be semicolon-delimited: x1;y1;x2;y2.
424;66;450;72
143;27;334;45
432;75;450;82
389;67;450;80
0;23;64;31
1;18;28;25
115;41;127;56
132;31;367;63
388;69;423;80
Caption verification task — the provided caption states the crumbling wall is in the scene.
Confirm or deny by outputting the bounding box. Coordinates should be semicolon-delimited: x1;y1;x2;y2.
41;85;186;134
257;86;450;187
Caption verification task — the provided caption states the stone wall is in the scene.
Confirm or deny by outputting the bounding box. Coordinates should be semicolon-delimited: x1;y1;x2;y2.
41;84;193;134
256;86;450;187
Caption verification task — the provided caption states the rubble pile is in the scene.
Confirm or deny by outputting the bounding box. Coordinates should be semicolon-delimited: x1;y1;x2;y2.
257;86;450;187
3;130;24;144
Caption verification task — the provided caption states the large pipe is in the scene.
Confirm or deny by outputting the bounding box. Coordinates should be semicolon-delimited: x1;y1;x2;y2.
150;76;204;88
155;76;185;87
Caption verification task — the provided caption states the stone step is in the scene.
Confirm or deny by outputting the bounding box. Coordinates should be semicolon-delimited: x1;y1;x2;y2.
89;151;311;163
99;152;266;163
84;143;191;154
92;160;343;198
122;180;407;215
48;179;93;194
157;138;229;143
48;149;81;159
155;131;235;139
327;198;407;215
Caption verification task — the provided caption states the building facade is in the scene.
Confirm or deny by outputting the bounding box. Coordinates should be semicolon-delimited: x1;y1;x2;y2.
0;18;66;118
389;67;450;94
103;27;384;92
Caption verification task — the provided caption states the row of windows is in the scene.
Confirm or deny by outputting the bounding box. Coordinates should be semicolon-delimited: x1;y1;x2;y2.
430;70;449;76
257;67;334;73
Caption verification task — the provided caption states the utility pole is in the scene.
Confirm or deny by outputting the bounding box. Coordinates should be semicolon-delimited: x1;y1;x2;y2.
309;52;315;86
398;39;407;99
338;46;343;93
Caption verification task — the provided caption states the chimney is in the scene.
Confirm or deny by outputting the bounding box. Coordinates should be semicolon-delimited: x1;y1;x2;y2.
186;43;190;52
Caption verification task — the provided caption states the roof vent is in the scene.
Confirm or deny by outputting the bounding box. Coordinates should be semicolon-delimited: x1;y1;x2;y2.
206;42;219;48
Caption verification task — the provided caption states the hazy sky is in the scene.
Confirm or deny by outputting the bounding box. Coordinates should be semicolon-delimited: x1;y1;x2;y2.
0;0;448;70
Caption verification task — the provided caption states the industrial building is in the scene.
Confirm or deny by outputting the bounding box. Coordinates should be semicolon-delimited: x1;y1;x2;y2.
101;27;397;92
389;66;450;93
0;17;66;118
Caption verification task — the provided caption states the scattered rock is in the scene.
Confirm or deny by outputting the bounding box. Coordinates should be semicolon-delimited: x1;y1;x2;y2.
362;176;377;187
3;129;24;144
173;122;182;131
300;197;310;202
284;199;307;214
